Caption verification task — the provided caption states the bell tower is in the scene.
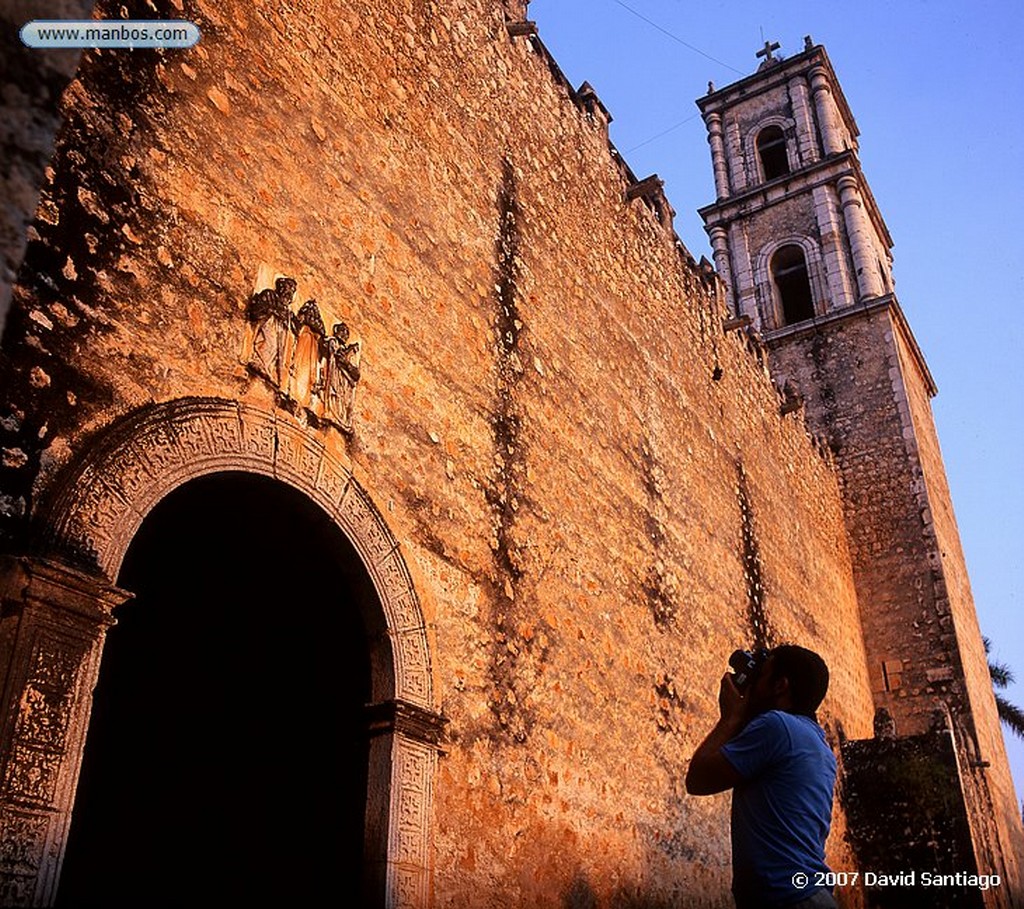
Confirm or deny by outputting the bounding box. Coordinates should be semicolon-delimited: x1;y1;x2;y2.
698;36;894;332
698;38;1024;900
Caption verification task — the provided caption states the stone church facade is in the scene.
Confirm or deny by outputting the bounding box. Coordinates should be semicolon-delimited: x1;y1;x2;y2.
0;1;1020;907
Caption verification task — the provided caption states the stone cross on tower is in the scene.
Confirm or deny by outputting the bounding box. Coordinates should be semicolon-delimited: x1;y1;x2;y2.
756;39;780;64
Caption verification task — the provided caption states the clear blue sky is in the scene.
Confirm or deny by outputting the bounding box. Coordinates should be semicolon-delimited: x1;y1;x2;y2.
532;0;1024;804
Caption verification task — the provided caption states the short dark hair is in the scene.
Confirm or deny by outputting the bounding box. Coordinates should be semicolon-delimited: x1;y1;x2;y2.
768;644;830;717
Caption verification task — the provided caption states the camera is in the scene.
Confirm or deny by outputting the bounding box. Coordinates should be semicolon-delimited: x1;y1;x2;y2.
728;647;769;690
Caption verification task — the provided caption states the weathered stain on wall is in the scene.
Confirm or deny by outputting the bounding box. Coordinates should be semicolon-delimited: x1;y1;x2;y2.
841;724;983;909
736;460;773;649
0;0;94;333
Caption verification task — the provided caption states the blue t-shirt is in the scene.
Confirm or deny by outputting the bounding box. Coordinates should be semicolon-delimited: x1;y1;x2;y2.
720;710;837;908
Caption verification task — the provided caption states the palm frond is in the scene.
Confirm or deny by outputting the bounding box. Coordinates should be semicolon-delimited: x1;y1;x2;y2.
996;693;1024;742
990;659;1015;689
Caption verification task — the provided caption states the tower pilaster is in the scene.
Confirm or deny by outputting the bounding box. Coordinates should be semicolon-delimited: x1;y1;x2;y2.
725;118;748;194
809;64;846;155
705;113;731;199
812;183;857;310
787;73;820;166
837;175;886;300
708;225;735;313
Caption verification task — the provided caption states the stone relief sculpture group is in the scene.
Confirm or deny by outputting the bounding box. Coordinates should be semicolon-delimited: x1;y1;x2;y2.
245;276;361;431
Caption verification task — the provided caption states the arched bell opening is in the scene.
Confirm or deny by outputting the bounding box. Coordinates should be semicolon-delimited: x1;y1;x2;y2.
771;244;816;326
756;124;790;181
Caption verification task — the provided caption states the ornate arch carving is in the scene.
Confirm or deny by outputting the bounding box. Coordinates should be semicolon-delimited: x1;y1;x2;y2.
37;397;432;710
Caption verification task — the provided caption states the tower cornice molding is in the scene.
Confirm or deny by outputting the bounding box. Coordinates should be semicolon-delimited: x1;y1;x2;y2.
699;153;893;250
763;294;937;397
699;151;856;223
697;44;858;143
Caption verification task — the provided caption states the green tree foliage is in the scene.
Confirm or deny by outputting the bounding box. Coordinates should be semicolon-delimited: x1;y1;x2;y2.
984;637;1024;742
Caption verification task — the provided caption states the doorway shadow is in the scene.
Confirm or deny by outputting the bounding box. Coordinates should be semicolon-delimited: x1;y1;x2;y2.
56;471;374;907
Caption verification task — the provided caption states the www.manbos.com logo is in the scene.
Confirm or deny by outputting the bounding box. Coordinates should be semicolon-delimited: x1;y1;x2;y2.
21;20;201;49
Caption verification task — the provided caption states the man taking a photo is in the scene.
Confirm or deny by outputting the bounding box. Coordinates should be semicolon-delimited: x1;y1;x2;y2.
686;644;838;909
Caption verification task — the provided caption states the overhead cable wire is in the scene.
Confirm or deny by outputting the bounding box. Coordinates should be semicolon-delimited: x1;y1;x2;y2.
609;0;746;76
624;112;703;153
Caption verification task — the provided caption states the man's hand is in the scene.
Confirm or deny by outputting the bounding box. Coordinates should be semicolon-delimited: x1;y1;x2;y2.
685;673;749;796
718;672;746;723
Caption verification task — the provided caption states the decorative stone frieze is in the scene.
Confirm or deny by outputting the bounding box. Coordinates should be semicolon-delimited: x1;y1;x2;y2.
0;557;128;907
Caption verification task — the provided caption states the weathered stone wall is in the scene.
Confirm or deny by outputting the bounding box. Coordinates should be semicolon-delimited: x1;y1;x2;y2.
0;0;881;904
841;727;984;909
744;193;819;258
891;326;1024;897
0;0;93;334
769;311;958;730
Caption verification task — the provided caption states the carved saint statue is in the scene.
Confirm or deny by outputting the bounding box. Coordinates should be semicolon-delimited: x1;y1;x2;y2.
244;272;361;430
247;276;297;389
324;321;361;430
289;299;327;408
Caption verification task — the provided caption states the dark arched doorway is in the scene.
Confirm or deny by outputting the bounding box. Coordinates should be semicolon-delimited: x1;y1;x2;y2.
56;471;373;907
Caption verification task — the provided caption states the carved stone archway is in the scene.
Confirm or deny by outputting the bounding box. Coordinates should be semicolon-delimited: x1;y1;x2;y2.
0;398;442;907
